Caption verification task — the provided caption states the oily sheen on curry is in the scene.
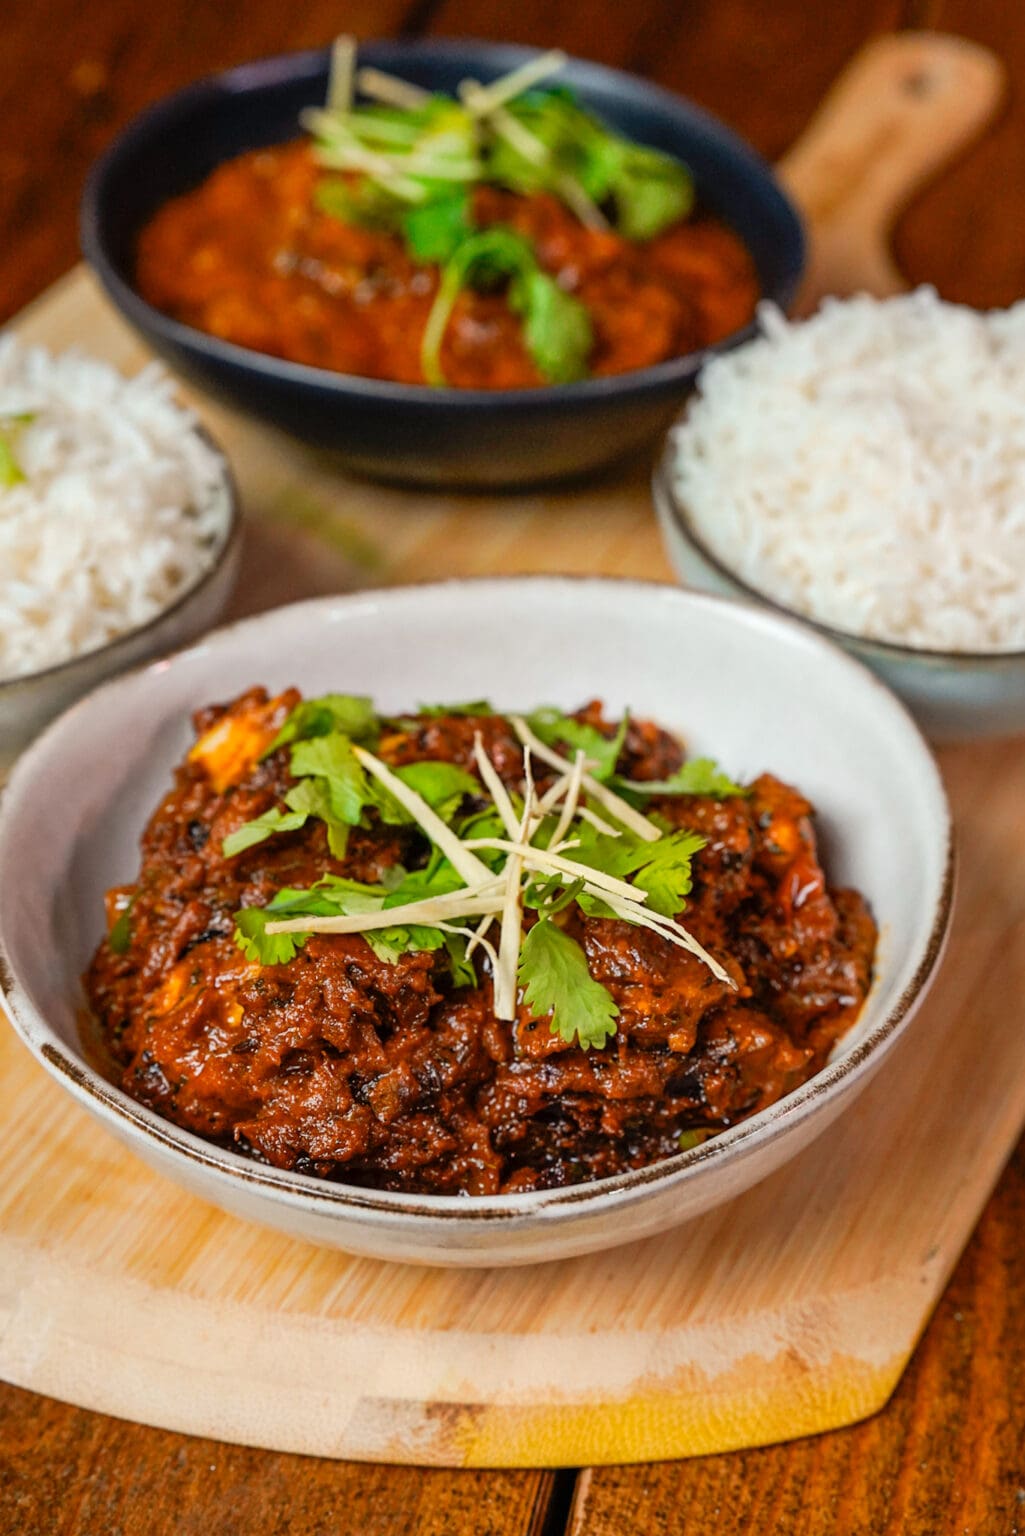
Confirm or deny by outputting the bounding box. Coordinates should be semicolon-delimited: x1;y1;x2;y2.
84;692;876;1197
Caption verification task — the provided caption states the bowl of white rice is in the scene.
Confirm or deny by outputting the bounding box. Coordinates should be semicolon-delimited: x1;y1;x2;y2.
0;338;240;770
655;288;1025;741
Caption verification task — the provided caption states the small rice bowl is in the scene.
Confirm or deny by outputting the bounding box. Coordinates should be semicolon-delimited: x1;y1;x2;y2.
669;288;1025;653
0;337;231;681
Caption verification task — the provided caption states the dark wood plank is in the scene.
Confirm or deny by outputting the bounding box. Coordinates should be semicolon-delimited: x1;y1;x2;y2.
425;0;905;158
0;1384;555;1536
894;0;1025;304
570;1135;1025;1535
0;0;417;326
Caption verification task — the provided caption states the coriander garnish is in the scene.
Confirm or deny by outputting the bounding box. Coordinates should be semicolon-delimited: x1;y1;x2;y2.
301;39;695;386
0;412;35;489
228;697;739;1049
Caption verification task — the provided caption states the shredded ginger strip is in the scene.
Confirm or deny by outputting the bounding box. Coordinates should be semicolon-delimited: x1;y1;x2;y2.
508;716;660;842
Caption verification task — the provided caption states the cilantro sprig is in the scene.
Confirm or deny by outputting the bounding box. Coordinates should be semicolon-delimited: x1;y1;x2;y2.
225;695;743;1050
0;412;35;490
305;52;694;251
525;707;628;784
490;88;693;240
420;227;592;387
615;758;748;799
223;696;483;860
518;918;618;1051
302;45;696;388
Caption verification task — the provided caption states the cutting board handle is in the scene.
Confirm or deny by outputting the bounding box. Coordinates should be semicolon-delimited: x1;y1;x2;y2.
777;32;1005;306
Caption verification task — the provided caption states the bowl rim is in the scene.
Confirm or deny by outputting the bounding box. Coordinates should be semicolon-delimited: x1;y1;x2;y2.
0;576;954;1225
80;37;805;410
0;425;242;696
653;448;1025;665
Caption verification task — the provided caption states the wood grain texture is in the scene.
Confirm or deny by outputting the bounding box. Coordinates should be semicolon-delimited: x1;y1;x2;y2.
425;0;906;161
570;1138;1025;1535
2;0;1025;1526
0;0;416;325
0;1384;555;1536
778;32;1006;307
895;0;1025;306
1;272;1024;1475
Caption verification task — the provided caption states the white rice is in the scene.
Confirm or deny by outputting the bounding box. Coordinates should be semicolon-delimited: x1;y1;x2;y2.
0;336;230;682
669;287;1025;652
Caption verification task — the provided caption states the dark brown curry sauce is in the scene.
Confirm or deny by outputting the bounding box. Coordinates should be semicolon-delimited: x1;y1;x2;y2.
84;691;876;1196
135;143;760;388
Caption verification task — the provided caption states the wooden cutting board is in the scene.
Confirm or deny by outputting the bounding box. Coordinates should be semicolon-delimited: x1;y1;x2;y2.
1;34;1019;1468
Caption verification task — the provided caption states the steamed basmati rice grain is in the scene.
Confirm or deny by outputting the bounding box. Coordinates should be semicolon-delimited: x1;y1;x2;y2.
670;288;1025;653
0;336;229;681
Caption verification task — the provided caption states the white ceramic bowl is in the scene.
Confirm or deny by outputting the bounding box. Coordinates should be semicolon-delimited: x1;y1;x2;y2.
653;452;1025;743
0;579;953;1267
0;435;241;775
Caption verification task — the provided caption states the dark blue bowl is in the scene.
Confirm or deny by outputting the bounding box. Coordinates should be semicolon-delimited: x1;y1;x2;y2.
81;40;804;488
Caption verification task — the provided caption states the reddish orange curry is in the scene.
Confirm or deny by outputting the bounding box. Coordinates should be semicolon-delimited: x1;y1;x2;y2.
136;143;760;387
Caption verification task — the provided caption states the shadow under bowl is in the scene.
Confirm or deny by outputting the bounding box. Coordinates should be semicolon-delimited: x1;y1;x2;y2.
81;40;804;489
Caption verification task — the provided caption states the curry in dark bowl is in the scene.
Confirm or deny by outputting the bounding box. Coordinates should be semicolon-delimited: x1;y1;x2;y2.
86;689;875;1197
135;44;759;391
81;40;802;483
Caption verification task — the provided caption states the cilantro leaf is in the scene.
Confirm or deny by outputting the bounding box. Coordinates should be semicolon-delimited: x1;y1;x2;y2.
492;90;602;201
605;142;694;241
523;873;584;915
444;932;478;988
627;828;707;917
300;874;387;911
677;1128;711;1152
364;923;448;965
526;708;628;783
265;695;378;756
455;806;509;871
108;907;133;954
222;807;309;859
395;760;480;822
421;227;592;386
568;817;706;919
234;875;385;965
234;906;309;967
496;91;693;240
223;733;369;861
284;777;349;858
402;188;471;262
232;867;479;978
314;174;402;230
290;733;369;825
620;758;747;799
359;760;479;827
518;918;618;1051
0;412;34;490
384;860;467;906
415;699;494;718
509;266;593;385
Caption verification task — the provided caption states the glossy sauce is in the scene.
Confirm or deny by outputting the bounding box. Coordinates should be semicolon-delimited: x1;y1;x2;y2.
136;143;760;388
85;692;876;1196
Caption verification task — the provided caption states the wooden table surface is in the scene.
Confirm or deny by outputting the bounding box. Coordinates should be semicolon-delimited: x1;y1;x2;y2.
3;0;1025;1531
